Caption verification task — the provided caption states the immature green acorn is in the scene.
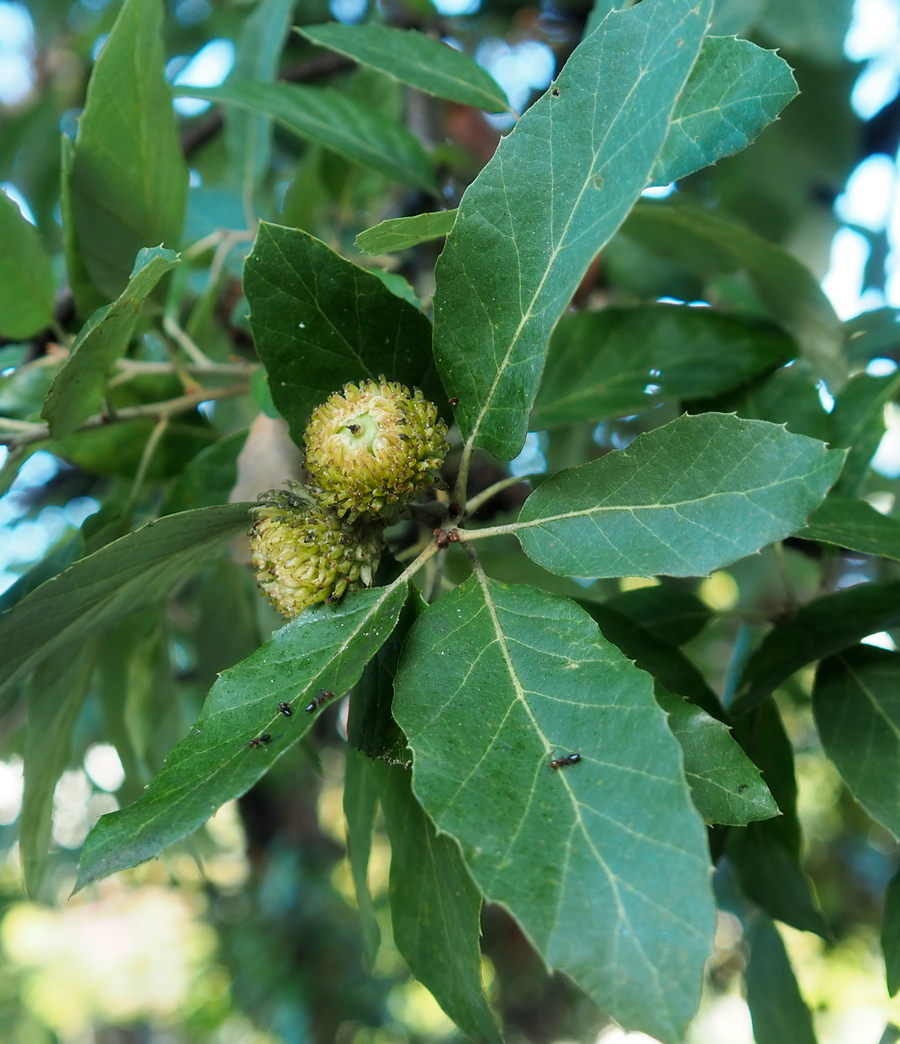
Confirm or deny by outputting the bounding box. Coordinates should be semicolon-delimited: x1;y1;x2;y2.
303;377;449;521
249;485;382;619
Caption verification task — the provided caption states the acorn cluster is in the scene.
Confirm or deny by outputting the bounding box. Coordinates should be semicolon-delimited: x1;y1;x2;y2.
250;378;449;619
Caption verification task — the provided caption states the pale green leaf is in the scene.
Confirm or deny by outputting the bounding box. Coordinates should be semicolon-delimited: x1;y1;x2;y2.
0;190;55;339
298;23;510;113
0;503;252;704
355;210;457;255
394;577;715;1044
651;36;797;186
756;0;854;64
513;413;844;579
178;82;437;193
75;583;407;890
432;0;713;462
68;0;187;303
814;646;900;839
42;247;181;437
374;761;502;1044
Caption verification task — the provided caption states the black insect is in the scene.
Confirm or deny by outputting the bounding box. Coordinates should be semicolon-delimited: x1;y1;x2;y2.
550;752;581;770
249;734;272;749
305;689;336;714
277;702;292;716
737;783;749;793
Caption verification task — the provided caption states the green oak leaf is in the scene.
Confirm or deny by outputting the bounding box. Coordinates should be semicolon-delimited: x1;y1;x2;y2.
343;748;381;967
800;495;900;561
374;761;502;1044
75;583;407;891
355;210;457;255
42;247;181;437
657;692;777;826
298;23;510;113
0;504;252;704
513;413;844;579
178;82;436;194
651;36;797;185
393;576;715;1044
244;222;443;441
432;0;712;462
0;189;55;339
813;646;900;839
67;0;187;305
532;305;794;427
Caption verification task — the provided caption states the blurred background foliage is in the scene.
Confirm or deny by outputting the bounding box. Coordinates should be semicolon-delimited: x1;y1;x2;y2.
2;0;900;1041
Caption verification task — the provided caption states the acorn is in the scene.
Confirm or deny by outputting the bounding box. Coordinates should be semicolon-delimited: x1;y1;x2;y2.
249;485;383;619
302;377;449;521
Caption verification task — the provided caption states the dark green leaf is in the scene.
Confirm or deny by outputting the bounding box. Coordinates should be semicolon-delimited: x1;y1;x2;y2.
42;247;181;437
733;581;900;715
75;583;407;890
532;305;794;427
162;429;248;516
244;222;443;442
0;503;253;703
605;584;711;646
727;702;830;936
800;495;900;562
745;912;819;1044
374;761;502;1044
657;692;777;825
652;36;797;185
0;190;55;339
394;577;714;1044
226;0;295;194
585;602;723;720
20;642;98;899
830;372;899;496
621;204;846;389
298;23;510;113
343;748;381;968
433;0;712;462
68;0;187;302
179;83;436;194
355;210;457;255
883;868;900;996
61;135;105;317
814;646;900;839
515;413;844;579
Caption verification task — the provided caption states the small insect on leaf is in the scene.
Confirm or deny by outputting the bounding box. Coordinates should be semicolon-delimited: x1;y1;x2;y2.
305;689;336;714
249;734;272;749
277;702;292;716
549;752;582;770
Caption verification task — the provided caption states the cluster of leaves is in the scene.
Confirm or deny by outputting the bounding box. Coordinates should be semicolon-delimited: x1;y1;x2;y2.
2;0;899;1041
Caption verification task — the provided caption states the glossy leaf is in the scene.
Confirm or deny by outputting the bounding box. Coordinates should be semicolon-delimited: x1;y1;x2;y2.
657;692;777;826
620;204;846;389
355;210;457;255
244;222;442;442
0;189;55;339
432;0;712;462
515;413;844;579
68;0;187;302
343;748;381;967
800;495;900;561
178;82;436;194
651;36;797;185
745;913;819;1044
0;503;252;703
732;581;900;715
374;761;502;1044
532;305;794;427
814;646;900;839
42;247;181;437
393;576;715;1044
226;0;295;194
298;23;510;113
75;583;407;890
